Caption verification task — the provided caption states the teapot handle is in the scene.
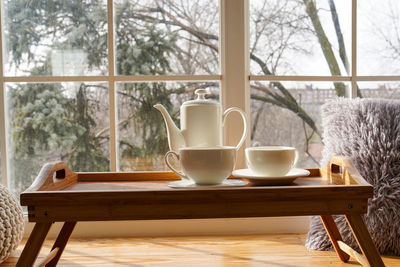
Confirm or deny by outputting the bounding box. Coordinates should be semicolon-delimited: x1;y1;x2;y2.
222;107;247;150
164;151;190;181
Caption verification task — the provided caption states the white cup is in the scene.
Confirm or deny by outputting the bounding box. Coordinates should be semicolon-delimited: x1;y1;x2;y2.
165;146;237;185
245;146;298;176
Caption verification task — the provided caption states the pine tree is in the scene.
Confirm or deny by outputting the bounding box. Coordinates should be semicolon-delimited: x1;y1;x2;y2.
5;0;178;192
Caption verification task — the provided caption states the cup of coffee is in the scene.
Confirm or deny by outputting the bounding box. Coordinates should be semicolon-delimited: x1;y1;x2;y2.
245;146;298;176
165;146;237;185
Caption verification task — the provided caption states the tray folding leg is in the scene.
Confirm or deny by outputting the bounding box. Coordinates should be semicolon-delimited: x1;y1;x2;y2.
16;222;53;267
321;214;385;267
45;221;77;267
16;221;77;267
345;214;385;267
320;215;350;262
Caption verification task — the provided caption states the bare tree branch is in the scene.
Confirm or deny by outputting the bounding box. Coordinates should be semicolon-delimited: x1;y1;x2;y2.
328;0;349;72
303;0;346;96
328;0;362;97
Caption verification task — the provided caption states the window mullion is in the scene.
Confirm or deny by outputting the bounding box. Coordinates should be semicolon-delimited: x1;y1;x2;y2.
3;75;221;83
220;0;250;169
0;83;7;187
350;0;357;98
108;0;117;171
0;2;8;187
250;75;352;82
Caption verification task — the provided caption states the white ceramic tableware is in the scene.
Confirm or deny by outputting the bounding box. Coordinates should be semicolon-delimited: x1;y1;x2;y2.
165;146;237;185
154;89;247;151
232;168;310;186
245;146;299;177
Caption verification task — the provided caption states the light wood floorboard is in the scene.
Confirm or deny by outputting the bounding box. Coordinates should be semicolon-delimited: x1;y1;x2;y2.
2;234;399;266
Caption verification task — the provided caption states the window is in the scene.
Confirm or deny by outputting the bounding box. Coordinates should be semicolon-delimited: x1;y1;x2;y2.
6;82;110;193
1;0;400;197
249;0;353;167
117;81;219;171
357;0;400;99
249;0;400;168
0;0;220;196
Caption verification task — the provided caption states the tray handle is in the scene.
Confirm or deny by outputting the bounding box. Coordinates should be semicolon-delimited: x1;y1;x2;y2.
322;156;369;185
25;162;78;192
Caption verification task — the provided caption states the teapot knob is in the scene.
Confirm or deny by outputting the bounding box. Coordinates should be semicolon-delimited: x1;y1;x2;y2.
195;89;209;100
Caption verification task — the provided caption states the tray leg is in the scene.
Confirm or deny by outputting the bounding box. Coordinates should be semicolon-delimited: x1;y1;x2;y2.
16;222;53;267
320;215;350;262
345;214;385;267
45;221;77;267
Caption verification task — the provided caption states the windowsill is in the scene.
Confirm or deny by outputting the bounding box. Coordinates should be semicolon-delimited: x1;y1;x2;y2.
23;216;310;238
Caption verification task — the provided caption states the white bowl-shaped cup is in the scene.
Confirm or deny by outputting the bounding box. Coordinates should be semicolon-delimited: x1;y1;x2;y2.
165;146;237;185
245;146;298;177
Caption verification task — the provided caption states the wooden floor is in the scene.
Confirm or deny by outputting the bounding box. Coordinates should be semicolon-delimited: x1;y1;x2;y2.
2;234;399;266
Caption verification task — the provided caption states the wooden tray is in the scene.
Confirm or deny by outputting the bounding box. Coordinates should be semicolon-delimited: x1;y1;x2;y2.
18;156;384;267
21;156;372;222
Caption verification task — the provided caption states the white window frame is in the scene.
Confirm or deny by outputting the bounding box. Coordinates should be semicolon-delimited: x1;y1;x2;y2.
1;0;400;236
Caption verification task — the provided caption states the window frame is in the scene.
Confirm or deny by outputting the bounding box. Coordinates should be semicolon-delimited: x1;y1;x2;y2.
2;0;399;237
1;0;400;187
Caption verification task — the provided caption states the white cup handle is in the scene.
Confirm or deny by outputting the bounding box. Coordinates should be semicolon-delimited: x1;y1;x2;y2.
222;107;247;150
293;150;299;167
164;151;190;181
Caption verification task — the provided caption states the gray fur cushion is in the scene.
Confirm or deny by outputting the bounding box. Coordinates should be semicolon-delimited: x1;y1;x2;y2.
305;98;400;256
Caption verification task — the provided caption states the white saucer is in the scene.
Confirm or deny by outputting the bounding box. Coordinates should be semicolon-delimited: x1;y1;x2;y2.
232;168;310;186
168;179;248;188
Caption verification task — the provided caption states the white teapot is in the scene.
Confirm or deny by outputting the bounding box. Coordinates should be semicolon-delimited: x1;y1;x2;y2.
154;89;247;151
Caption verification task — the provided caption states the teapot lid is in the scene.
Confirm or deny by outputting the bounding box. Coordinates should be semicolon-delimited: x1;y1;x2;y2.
182;89;219;106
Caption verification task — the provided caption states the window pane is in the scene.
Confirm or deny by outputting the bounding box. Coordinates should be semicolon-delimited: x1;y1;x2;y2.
250;0;351;76
250;81;349;168
114;0;219;75
358;0;400;75
3;0;108;76
357;82;400;99
117;81;219;171
6;82;110;195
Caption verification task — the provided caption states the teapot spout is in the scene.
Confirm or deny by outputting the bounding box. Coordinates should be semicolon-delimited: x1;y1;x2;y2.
153;104;185;151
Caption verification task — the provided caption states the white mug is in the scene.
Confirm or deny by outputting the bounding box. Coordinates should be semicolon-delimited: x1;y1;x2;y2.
245;146;298;176
165;146;237;185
